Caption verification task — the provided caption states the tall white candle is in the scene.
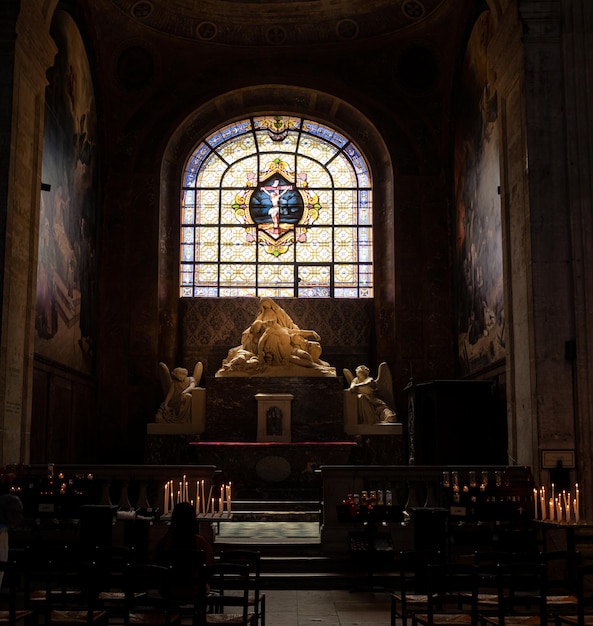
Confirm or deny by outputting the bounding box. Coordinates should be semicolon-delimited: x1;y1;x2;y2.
575;484;580;521
164;482;169;515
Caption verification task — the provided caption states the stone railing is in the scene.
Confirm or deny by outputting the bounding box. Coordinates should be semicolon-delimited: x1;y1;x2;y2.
319;464;534;553
4;464;218;518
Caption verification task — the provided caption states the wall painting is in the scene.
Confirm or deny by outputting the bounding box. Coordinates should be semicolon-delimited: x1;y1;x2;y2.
454;11;505;376
35;10;98;374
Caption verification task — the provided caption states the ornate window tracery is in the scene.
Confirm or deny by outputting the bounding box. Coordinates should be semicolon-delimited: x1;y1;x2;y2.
180;115;373;297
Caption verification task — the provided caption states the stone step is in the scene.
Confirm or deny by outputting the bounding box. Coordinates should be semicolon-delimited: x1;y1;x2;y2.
232;499;321;512
229;510;320;522
228;498;321;522
258;555;398;590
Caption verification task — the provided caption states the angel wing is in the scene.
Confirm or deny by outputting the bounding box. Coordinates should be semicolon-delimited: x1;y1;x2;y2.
343;368;355;387
375;362;395;409
192;361;204;386
158;362;172;398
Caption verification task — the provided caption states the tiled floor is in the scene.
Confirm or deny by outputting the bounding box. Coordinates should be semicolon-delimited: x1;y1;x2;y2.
213;521;393;624
264;588;392;626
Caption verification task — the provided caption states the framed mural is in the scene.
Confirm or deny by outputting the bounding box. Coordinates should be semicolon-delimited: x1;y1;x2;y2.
35;10;98;374
454;11;505;376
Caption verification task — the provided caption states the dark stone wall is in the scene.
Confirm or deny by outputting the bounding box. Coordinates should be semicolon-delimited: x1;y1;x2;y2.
179;297;374;379
203;376;347;442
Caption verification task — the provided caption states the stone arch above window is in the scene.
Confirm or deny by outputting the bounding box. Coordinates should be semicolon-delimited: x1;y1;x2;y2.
159;87;395;363
180;115;374;298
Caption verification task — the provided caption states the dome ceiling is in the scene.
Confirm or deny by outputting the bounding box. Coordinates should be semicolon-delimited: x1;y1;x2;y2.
109;0;449;46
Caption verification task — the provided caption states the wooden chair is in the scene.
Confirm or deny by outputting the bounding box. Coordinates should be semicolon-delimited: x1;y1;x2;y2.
195;563;256;626
479;561;548;626
476;550;582;618
0;554;36;626
95;546;146;618
543;551;582;618
34;556;109;626
26;544;84;610
412;562;479;626
472;551;536;616
122;563;182;626
219;550;265;626
554;563;593;626
391;550;444;626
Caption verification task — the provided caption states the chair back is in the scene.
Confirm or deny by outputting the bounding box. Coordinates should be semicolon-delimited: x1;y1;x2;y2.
494;561;548;626
572;563;593;626
202;563;252;626
218;550;262;598
123;563;183;626
541;550;581;594
425;562;479;625
0;553;31;626
399;549;444;594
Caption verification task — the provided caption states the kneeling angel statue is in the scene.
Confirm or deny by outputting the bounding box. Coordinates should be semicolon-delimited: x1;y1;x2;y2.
155;361;203;424
343;362;397;424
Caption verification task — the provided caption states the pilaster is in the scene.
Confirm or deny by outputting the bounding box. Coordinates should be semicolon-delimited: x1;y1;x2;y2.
0;0;57;463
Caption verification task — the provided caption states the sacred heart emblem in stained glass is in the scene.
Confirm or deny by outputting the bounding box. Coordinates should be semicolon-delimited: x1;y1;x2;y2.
232;158;321;257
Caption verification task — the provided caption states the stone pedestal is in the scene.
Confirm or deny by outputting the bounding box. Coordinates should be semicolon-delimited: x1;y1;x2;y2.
146;387;206;435
255;393;293;442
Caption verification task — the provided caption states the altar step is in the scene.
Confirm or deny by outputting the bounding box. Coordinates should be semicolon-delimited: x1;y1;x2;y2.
213;525;396;590
228;499;321;522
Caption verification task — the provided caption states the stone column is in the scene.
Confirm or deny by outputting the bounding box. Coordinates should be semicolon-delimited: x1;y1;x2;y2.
489;2;538;473
0;1;57;463
494;1;579;483
557;0;593;521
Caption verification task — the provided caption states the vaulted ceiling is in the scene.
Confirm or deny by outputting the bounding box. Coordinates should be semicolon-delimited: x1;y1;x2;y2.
105;0;453;47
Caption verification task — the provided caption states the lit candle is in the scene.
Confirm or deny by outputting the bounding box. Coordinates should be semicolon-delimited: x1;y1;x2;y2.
574;498;580;524
556;498;563;523
533;488;538;520
540;487;546;521
575;483;580;521
564;491;571;523
164;482;169;515
549;498;555;522
211;497;215;516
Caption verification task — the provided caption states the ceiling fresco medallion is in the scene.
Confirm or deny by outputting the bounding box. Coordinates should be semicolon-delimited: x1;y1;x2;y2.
111;0;446;46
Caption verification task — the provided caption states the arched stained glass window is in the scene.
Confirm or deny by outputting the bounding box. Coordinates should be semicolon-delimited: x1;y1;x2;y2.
180;115;373;298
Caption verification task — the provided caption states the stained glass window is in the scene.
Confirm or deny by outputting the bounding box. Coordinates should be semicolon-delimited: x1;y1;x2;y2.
180;115;373;298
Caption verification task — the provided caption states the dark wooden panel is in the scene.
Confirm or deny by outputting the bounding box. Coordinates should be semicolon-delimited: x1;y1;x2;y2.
410;380;507;465
31;368;49;463
48;376;73;462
